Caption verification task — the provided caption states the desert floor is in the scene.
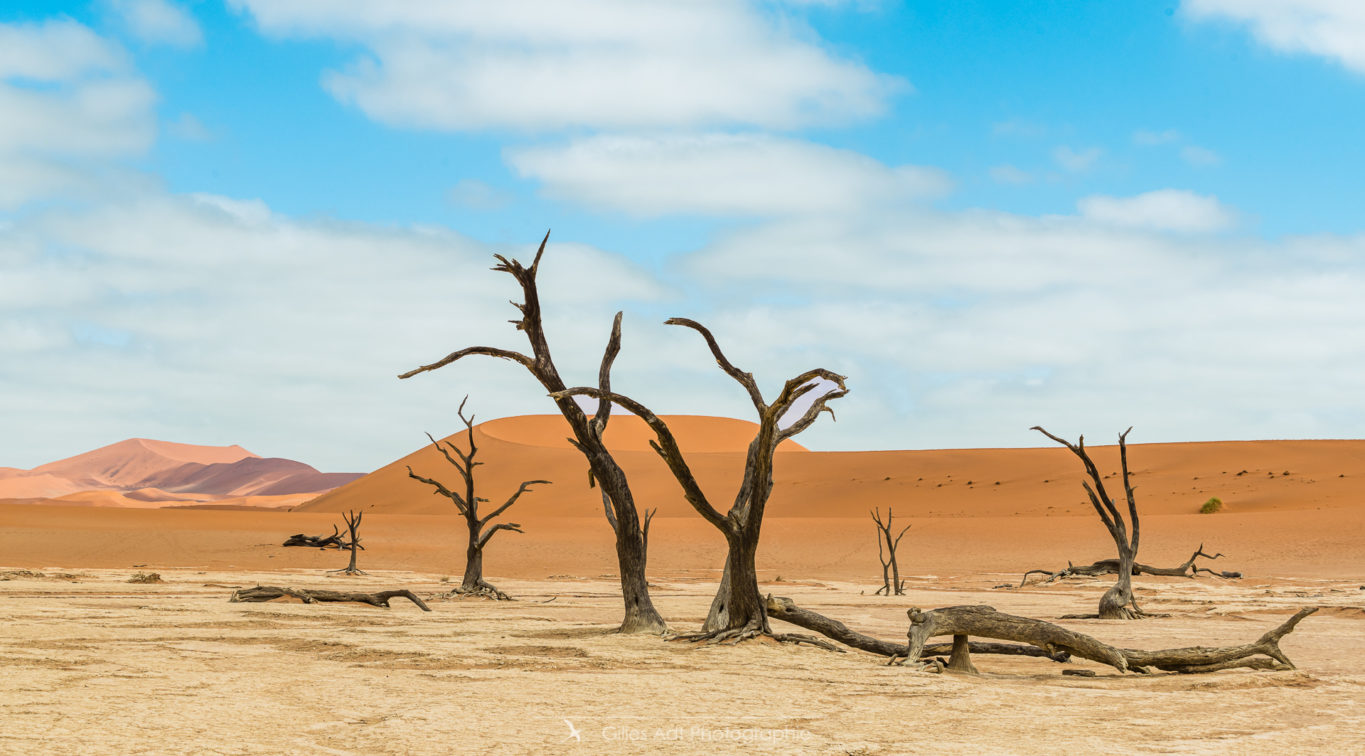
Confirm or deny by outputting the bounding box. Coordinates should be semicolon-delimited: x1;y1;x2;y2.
1;567;1362;755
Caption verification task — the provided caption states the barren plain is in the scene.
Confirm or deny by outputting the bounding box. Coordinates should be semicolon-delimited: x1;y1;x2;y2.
2;416;1363;753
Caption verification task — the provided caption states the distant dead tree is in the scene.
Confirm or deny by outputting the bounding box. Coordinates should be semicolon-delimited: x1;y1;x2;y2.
1031;426;1143;619
329;510;365;576
1019;543;1240;587
407;397;549;600
871;507;909;596
554;318;847;645
282;525;347;550
231;586;431;611
399;232;667;633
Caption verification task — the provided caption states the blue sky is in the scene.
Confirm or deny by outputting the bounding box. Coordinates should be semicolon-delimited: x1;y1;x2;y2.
2;0;1364;471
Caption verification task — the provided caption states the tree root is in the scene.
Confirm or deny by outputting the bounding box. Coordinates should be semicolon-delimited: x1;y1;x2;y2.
448;580;514;601
664;616;846;653
229;586;432;611
904;604;1314;675
1020;544;1240;587
763;595;1069;662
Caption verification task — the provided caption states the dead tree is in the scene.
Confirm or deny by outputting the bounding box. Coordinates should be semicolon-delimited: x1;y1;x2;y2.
407;397;549;600
1032;426;1143;619
230;586;431;611
553;318;847;644
399;232;666;633
871;507;909;596
1020;543;1241;586
764;595;1068;661
283;525;346;549
902;604;1314;675
329;510;366;576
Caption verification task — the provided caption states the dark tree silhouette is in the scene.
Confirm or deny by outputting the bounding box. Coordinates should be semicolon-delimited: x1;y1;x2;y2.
407;397;549;600
554;317;847;644
871;507;909;596
1031;425;1144;619
399;233;667;633
329;510;365;576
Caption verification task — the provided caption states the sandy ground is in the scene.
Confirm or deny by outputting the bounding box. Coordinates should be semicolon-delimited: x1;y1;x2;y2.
1;568;1362;755
3;417;1363;752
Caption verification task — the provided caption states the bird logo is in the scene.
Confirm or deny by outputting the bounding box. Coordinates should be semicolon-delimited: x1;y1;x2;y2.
563;719;581;742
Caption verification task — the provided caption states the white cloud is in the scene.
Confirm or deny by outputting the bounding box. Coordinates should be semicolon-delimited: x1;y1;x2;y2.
677;203;1365;452
0;191;670;469
0;20;156;208
0;78;156;158
1053;145;1102;173
508;133;951;218
1184;0;1365;74
1078;189;1235;233
0;20;128;80
228;0;899;131
105;0;203;48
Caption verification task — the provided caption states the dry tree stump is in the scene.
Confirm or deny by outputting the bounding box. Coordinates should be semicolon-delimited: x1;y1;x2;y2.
229;586;432;611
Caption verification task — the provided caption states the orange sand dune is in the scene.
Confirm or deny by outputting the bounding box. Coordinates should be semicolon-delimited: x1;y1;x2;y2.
303;415;1365;521
2;415;1362;582
301;414;807;516
479;413;807;452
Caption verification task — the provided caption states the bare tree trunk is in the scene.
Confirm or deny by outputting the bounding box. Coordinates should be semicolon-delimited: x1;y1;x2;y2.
763;595;1069;661
1032;426;1144;619
230;586;431;611
555;319;848;643
408;398;547;602
1099;546;1138;619
702;552;734;633
461;533;483;592
400;238;665;632
329;510;365;576
904;604;1315;674
871;508;910;596
1019;544;1238;586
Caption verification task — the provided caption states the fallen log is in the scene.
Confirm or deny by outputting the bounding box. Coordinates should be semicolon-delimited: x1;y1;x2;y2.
282;525;356;550
1020;544;1240;587
905;604;1314;674
229;586;431;611
763;595;1069;662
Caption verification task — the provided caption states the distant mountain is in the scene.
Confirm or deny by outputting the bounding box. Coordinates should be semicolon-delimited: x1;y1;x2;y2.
0;438;362;507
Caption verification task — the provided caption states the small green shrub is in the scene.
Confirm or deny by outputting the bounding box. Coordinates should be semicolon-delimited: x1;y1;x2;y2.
1199;497;1223;514
127;571;163;583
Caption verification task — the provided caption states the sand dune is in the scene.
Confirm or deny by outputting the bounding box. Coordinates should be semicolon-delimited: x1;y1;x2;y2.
1;415;1362;582
138;457;361;498
31;438;256;488
0;438;360;506
303;414;1365;521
